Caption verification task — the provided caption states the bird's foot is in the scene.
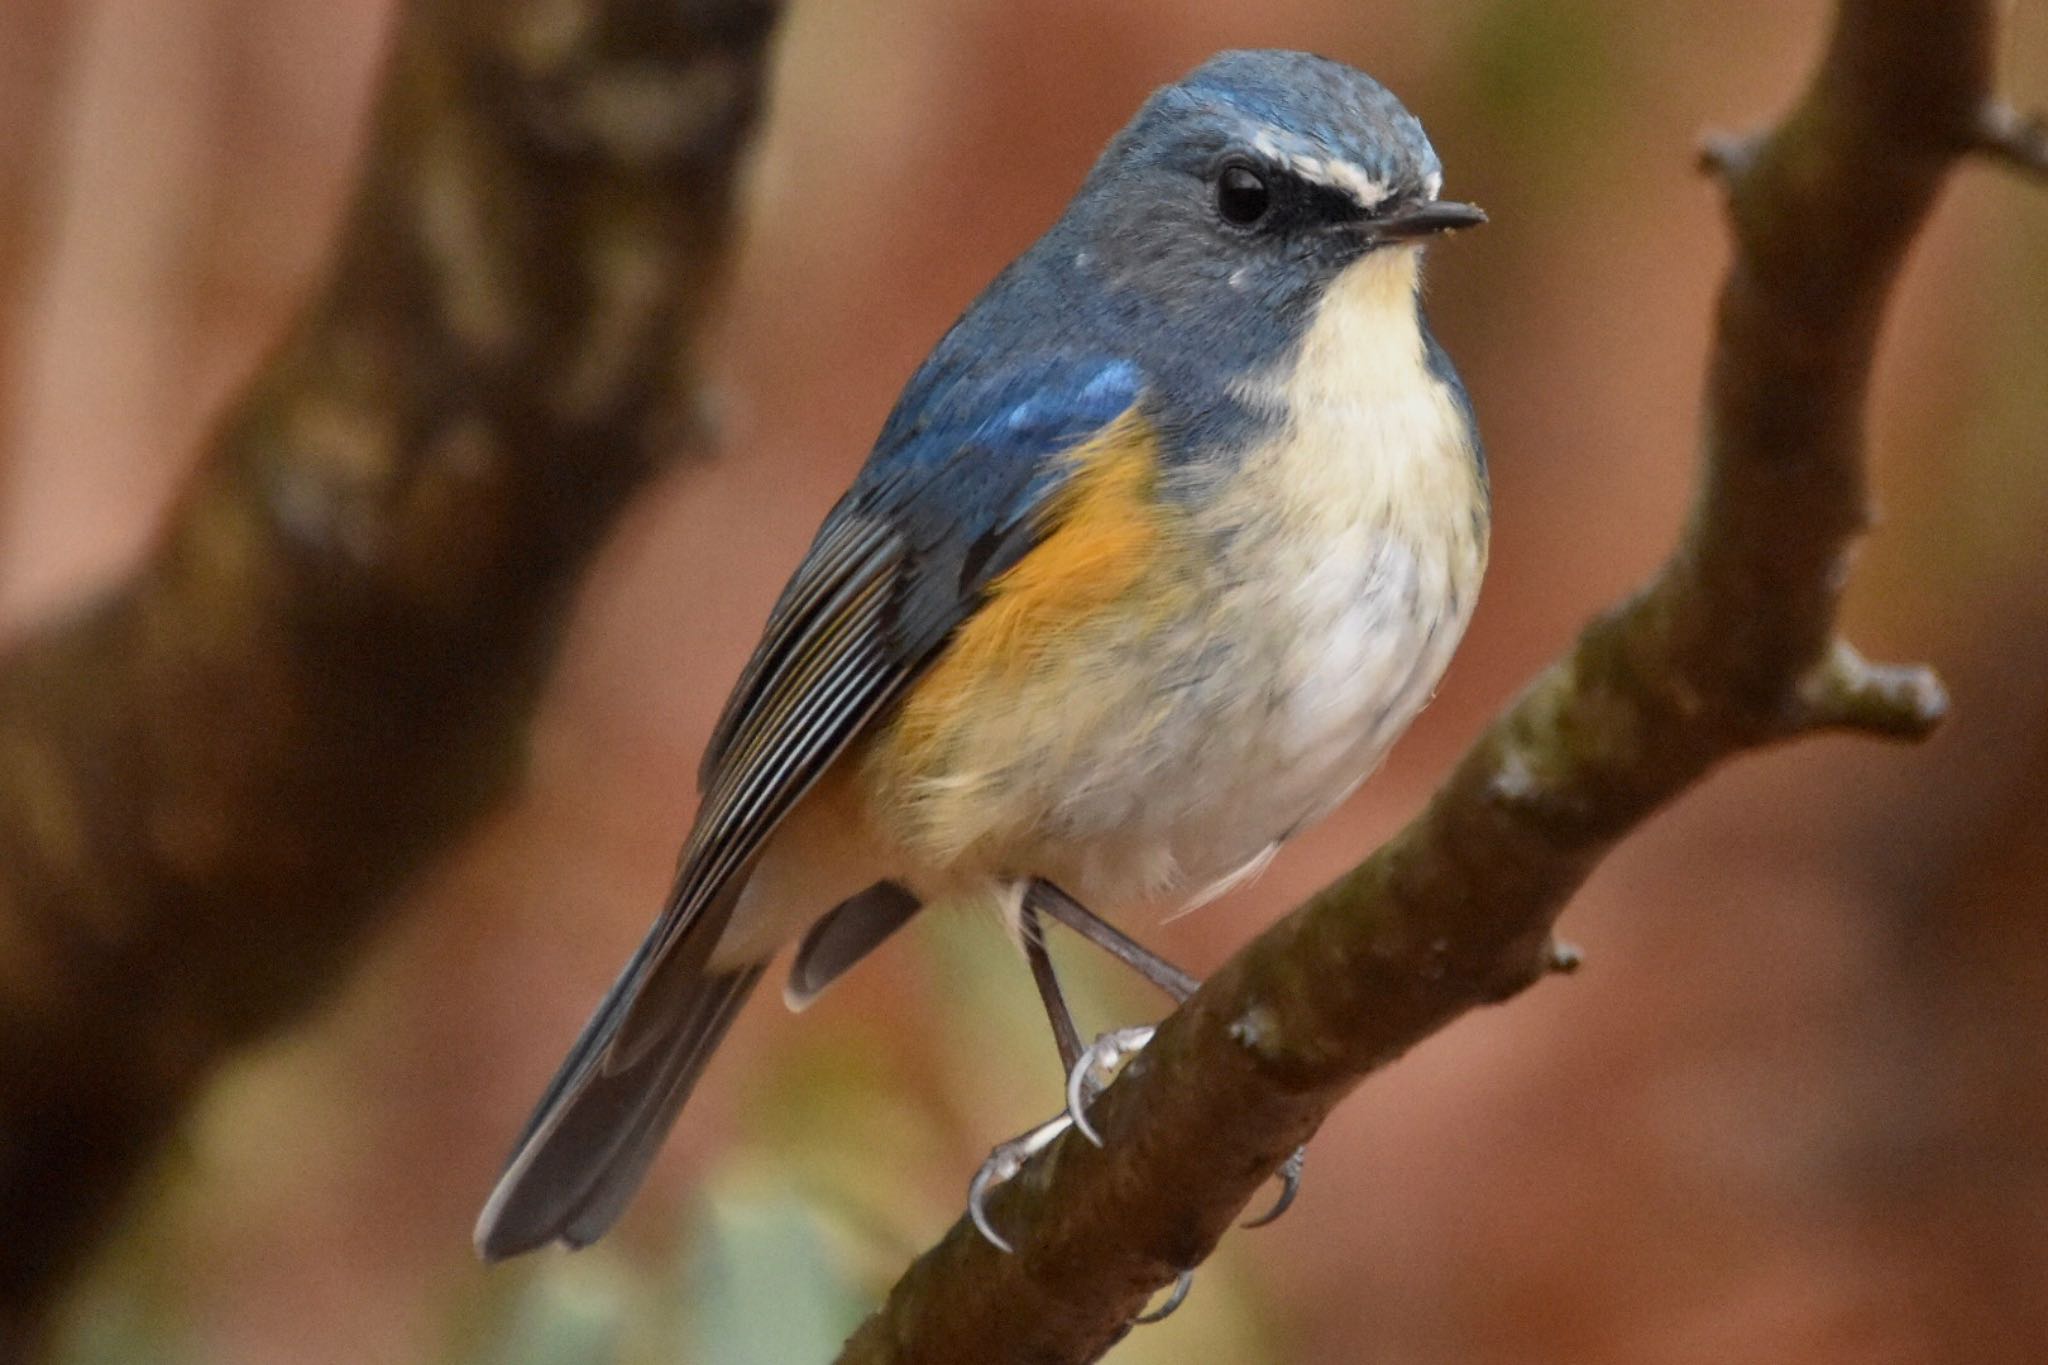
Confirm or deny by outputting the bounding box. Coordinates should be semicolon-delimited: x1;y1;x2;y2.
964;1108;1196;1325
1064;1025;1156;1145
967;1112;1072;1254
1061;1023;1307;1229
968;1018;1299;1329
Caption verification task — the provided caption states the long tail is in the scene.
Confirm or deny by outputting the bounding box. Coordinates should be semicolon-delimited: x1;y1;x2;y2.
474;897;763;1260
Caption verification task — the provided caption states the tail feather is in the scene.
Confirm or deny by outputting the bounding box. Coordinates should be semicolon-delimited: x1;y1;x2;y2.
785;880;921;1010
475;860;768;1262
557;966;762;1247
475;963;764;1260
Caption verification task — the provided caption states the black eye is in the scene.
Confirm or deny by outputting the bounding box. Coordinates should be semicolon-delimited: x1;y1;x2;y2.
1215;163;1270;226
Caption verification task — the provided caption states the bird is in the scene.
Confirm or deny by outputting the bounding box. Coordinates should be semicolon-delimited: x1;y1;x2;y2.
475;48;1489;1272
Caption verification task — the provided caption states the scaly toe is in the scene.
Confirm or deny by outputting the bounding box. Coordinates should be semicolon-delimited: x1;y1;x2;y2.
1064;1025;1156;1146
967;1113;1074;1253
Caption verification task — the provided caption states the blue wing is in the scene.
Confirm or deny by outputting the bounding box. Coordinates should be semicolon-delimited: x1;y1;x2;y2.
683;350;1143;932
701;351;1144;781
475;351;1143;1257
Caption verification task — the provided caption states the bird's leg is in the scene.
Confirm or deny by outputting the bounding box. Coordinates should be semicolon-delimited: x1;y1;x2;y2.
1030;881;1198;1002
958;875;1294;1293
963;881;1298;1319
966;888;1085;1255
965;886;1197;1321
1022;891;1085;1074
1033;880;1306;1229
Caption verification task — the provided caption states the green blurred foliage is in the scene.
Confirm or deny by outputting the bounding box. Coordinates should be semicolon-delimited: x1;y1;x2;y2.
48;1278;197;1365
683;1191;869;1365
1453;0;1630;162
460;1262;631;1365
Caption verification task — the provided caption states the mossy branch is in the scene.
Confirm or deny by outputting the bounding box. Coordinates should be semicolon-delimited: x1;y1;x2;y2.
835;3;2025;1361
0;0;779;1350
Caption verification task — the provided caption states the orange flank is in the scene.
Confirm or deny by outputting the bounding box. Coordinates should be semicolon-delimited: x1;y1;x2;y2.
881;409;1174;770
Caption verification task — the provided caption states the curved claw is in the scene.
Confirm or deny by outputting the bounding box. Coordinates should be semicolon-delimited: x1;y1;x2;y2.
967;1113;1074;1254
1064;1025;1156;1146
1242;1145;1306;1229
967;1163;1016;1253
1133;1270;1194;1325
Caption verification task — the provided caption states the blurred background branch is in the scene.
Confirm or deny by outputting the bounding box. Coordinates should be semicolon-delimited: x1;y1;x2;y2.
835;2;2030;1360
0;0;778;1352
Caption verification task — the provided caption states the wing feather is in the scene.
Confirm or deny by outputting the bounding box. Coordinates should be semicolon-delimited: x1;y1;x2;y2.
619;358;1147;1038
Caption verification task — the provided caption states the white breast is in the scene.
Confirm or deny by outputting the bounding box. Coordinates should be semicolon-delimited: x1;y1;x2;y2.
1030;246;1489;907
1231;243;1488;787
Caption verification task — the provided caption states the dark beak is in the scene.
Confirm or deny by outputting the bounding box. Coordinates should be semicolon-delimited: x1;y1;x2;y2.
1375;199;1487;241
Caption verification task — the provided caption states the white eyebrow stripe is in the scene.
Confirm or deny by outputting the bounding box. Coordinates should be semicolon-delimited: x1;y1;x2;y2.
1291;154;1391;209
1247;130;1392;210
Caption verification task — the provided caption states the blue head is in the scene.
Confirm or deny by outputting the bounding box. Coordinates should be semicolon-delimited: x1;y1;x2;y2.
871;51;1483;485
1055;50;1482;340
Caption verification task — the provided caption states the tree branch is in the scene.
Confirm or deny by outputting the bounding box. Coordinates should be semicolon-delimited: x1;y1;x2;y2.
0;0;779;1349
836;2;2008;1360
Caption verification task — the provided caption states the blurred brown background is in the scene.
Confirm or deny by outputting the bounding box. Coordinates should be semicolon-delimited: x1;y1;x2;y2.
2;1;2045;1362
